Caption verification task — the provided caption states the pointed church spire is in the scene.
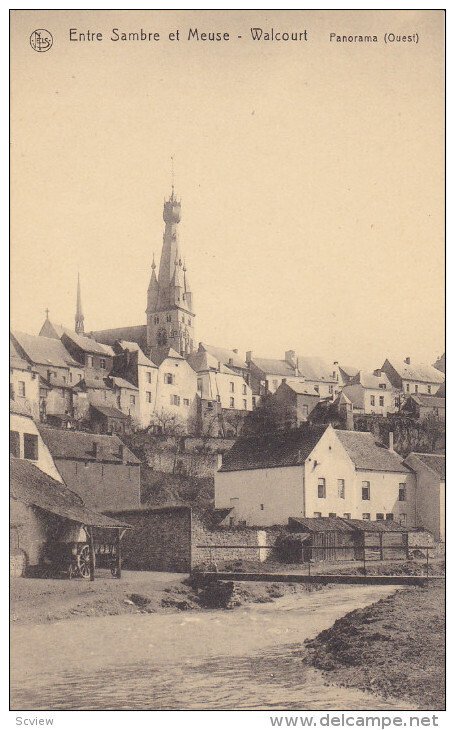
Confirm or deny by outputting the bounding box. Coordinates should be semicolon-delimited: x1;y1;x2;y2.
75;273;85;334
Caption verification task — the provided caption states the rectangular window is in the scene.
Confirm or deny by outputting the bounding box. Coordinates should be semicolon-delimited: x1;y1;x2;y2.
337;479;345;499
23;433;38;461
100;358;106;369
379;396;384;406
415;384;418;393
313;512;322;518
154;316;159;324
376;513;384;521
10;431;20;457
183;398;190;406
329;512;336;518
230;382;235;393
406;383;410;392
229;397;235;408
146;391;152;403
252;397;257;407
399;513;407;526
243;399;247;409
130;395;136;405
147;371;152;383
18;381;26;397
216;394;221;402
272;379;278;390
370;395;375;406
314;384;319;393
164;373;174;385
172;395;180;406
386;513;394;521
399;483;406;502
317;478;326;499
69;372;73;383
427;385;431;394
343;513;351;519
207;401;213;410
329;385;333;395
87;355;94;368
260;504;264;511
379;383;386;390
242;384;247;395
197;378;202;391
362;513;371;521
361;481;370;500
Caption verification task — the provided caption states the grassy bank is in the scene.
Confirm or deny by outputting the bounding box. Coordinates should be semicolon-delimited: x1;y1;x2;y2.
10;570;325;625
304;585;445;710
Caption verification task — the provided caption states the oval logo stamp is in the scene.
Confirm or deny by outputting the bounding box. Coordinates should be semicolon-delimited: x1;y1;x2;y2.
30;29;53;52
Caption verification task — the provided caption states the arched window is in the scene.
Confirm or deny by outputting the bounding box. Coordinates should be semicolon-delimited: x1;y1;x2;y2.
157;328;168;346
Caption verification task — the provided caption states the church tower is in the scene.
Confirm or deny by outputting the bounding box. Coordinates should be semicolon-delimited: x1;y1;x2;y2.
146;186;195;356
75;273;85;334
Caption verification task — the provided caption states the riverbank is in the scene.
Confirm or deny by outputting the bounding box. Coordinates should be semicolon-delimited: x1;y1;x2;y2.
10;570;325;625
304;584;445;710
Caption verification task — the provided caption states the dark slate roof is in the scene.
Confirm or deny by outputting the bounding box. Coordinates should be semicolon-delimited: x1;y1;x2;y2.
12;331;80;368
219;426;328;472
342;518;408;533
149;346;184;366
335;430;410;473
288;516;355;533
89;325;147;349
90;404;130;420
408;453;445;479
10;458;130;529
110;375;138;391
10;338;35;372
38;425;141;465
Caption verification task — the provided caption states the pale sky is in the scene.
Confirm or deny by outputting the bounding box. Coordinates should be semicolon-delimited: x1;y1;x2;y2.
10;9;444;370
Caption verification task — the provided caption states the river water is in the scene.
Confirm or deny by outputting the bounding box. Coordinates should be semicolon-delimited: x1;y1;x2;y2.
11;584;413;711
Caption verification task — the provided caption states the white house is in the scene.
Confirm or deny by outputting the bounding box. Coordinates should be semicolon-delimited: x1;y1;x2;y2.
10;339;40;420
404;453;445;541
342;370;397;416
215;425;416;528
151;346;198;432
381;357;444;398
10;405;63;482
188;349;253;412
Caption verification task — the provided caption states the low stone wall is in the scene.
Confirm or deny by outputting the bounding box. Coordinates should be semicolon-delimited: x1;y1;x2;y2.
192;520;276;566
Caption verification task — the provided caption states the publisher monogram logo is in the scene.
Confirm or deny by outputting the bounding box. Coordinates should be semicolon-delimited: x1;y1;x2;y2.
30;29;53;52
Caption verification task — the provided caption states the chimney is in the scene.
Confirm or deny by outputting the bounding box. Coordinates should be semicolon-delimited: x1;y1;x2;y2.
246;351;252;363
285;350;296;366
373;368;382;377
388;432;394;452
282;378;287;384
233;349;238;354
405;357;411;365
216;452;223;470
93;441;99;459
333;361;339;366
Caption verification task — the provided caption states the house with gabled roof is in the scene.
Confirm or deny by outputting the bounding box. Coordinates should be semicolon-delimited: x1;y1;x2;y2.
111;340;159;428
404;452;445;541
150;346;198;432
215;425;416;528
10;338;40;420
342;370;396;416
381;357;444;397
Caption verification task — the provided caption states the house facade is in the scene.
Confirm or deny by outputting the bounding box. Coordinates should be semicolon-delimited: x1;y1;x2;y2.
151;347;198;432
10;340;40;420
401;394;445;423
381;357;445;398
342;370;396;416
273;381;320;426
112;341;159;428
38;425;141;511
404;453;445;541
215;425;416;528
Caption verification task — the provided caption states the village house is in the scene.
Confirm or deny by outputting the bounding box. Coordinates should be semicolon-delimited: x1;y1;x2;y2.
11;331;84;420
112;340;159;428
10;404;63;481
404;453;445;542
61;330;115;375
381;357;445;399
401;393;445;423
342;370;396;416
150;346;198;432
246;350;305;401
89;404;132;436
215;425;416;528
273;380;320;426
294;355;339;399
188;350;253;411
38;425;141;511
10;339;40;420
332;362;360;388
197;343;250;380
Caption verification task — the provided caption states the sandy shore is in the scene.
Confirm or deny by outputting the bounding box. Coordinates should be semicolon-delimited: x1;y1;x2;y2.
304;584;445;710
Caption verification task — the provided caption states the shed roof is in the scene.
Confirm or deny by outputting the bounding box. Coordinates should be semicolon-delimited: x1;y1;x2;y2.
219;425;327;472
10;458;130;528
335;430;410;473
90;404;130;420
407;394;445;409
12;331;80;369
342;518;408;533
282;381;320;396
38;425;140;464
288;516;355;533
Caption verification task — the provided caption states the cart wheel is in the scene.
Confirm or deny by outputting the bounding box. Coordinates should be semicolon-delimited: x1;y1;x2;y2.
77;545;91;579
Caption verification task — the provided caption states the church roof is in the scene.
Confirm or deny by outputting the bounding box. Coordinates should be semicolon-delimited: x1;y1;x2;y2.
89;325;147;350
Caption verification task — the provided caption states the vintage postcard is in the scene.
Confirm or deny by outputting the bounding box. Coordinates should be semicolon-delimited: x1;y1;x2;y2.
9;7;445;719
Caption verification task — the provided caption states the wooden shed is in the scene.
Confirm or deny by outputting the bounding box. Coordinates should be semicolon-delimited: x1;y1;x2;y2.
342;519;409;561
284;517;358;562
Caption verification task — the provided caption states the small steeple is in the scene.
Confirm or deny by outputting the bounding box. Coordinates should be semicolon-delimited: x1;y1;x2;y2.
75;273;85;334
